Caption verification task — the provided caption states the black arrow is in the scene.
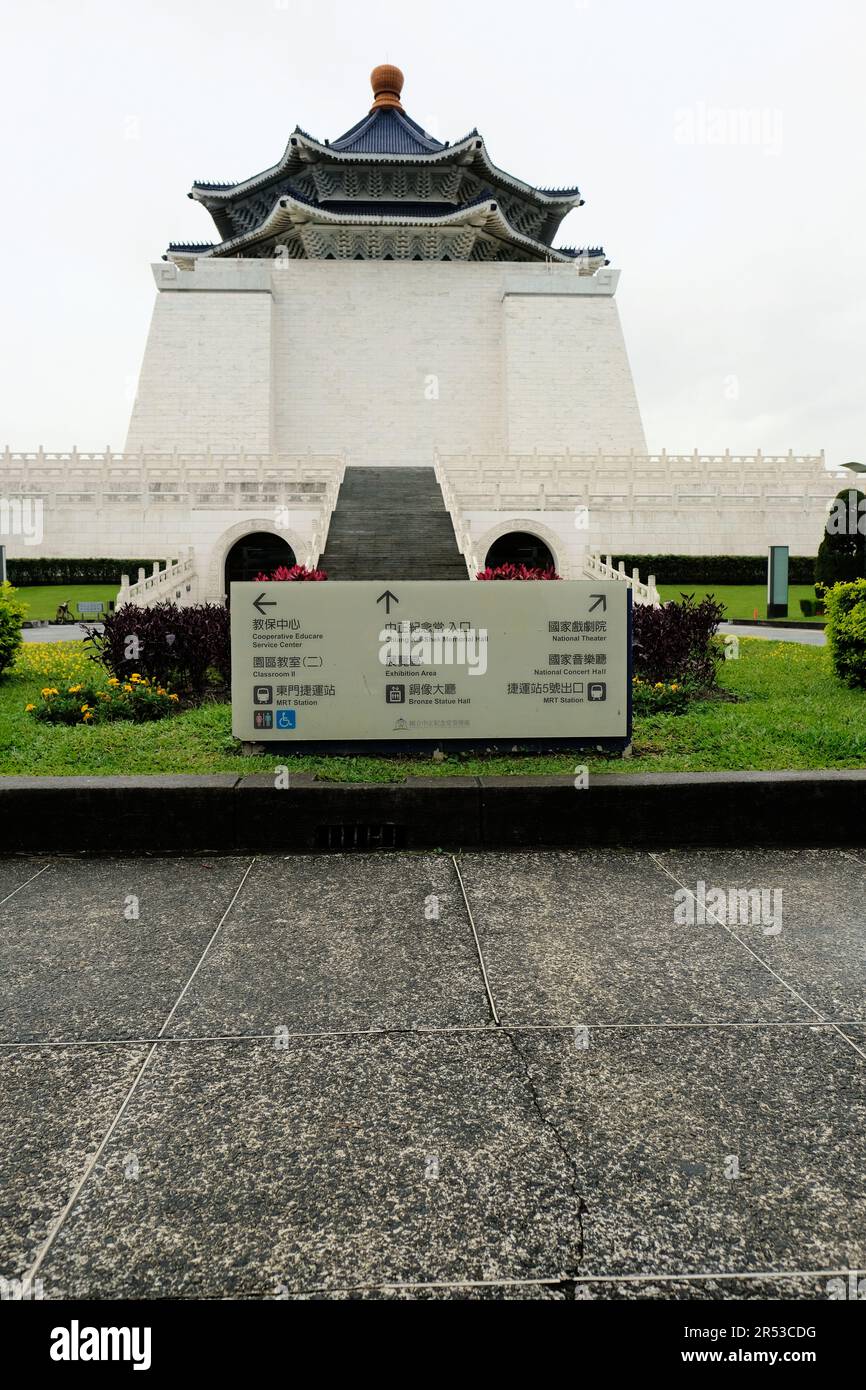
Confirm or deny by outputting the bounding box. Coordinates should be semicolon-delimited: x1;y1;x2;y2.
377;589;399;615
589;593;607;613
253;592;277;616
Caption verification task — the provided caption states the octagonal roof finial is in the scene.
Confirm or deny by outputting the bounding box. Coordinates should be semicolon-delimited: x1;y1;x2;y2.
370;63;404;112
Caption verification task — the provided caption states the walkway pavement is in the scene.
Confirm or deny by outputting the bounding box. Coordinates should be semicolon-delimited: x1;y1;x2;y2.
2;849;863;1300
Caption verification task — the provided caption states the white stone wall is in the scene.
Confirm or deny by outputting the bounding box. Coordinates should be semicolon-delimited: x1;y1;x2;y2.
504;291;647;455
126;263;272;453
125;259;647;464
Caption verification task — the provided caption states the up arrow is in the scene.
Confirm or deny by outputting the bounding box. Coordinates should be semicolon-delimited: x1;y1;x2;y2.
376;589;399;615
253;592;277;615
589;593;607;613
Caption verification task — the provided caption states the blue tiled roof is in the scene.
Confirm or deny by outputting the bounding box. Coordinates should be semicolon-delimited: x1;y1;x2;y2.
331;108;445;155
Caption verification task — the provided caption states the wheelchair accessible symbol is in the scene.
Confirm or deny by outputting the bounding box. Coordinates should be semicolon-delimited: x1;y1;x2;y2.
276;709;297;731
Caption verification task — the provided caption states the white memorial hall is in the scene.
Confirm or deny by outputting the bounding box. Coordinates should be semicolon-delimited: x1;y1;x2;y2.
0;65;839;605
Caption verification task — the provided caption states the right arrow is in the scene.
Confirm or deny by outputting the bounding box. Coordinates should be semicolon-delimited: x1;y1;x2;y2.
589;593;607;613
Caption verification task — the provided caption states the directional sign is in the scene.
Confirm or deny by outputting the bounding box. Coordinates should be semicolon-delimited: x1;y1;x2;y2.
230;580;631;748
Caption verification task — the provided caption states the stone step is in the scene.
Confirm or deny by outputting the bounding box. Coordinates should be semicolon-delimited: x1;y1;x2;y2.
320;466;467;581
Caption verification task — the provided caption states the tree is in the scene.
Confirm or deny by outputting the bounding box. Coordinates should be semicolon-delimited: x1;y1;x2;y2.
815;488;866;587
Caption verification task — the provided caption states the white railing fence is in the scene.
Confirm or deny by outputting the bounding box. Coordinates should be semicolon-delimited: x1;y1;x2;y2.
118;553;196;607
583;553;660;607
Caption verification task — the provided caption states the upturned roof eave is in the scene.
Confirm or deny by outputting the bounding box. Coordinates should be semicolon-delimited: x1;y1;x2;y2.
184;194;598;264
189;127;582;211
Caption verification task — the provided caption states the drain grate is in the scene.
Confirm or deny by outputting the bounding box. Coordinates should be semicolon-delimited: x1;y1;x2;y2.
314;823;406;850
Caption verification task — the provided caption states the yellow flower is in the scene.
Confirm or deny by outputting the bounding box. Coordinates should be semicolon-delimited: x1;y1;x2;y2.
108;677;120;687
82;711;93;722
654;682;664;690
169;693;179;702
80;704;91;713
671;683;679;691
68;684;83;694
25;703;36;712
122;683;133;693
130;673;142;683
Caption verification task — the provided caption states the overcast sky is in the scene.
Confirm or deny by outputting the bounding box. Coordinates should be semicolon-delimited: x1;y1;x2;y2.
1;0;863;464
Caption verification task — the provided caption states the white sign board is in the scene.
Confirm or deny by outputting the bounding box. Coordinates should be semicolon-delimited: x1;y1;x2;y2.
230;580;630;746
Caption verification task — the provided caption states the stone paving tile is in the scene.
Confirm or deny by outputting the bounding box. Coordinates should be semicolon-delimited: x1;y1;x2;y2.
458;851;810;1025
0;1044;147;1284
39;1034;584;1299
169;855;491;1037
572;1276;842;1300
0;858;51;904
511;1024;866;1279
0;857;252;1042
290;1274;842;1299
657;849;866;1022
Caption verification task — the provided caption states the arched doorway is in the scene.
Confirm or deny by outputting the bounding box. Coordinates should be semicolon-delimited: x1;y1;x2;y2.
484;531;556;571
224;532;296;602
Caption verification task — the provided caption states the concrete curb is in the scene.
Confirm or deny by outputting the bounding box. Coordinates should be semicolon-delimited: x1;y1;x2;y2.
1;771;865;853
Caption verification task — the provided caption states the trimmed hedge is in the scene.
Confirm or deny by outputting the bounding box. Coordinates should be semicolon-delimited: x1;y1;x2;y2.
0;581;25;677
612;555;817;585
5;557;164;586
825;579;866;687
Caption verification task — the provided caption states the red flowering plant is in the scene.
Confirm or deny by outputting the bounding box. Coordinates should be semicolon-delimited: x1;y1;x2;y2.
475;563;561;580
253;564;328;582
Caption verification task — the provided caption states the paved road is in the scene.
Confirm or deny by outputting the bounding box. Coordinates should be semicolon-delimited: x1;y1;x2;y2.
21;623;101;643
719;621;826;646
2;849;864;1300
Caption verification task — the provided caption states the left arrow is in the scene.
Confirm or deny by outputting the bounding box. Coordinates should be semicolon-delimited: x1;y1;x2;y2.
253;592;277;615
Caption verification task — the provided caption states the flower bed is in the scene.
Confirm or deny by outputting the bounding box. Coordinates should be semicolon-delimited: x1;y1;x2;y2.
475;563;561;580
27;672;179;725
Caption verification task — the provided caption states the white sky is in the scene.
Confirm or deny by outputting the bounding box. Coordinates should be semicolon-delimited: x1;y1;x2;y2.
1;0;863;463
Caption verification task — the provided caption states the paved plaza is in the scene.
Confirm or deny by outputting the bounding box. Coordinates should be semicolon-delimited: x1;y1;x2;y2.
1;848;864;1300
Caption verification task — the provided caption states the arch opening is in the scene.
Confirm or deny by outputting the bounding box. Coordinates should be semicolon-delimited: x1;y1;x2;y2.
484;531;556;571
224;531;296;602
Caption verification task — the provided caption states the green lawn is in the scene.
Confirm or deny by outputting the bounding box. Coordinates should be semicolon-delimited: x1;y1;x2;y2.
0;637;863;779
16;584;119;622
656;583;822;622
661;583;822;622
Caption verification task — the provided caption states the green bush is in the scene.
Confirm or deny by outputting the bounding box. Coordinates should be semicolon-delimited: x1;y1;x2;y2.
0;582;26;677
815;490;866;588
611;555;816;585
824;579;866;686
5;557;163;586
